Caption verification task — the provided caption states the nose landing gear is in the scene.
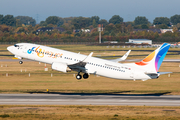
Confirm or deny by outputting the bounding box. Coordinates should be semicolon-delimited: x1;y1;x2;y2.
19;61;23;64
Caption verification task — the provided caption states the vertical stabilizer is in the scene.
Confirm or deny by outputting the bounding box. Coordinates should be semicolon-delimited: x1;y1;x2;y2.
134;43;170;73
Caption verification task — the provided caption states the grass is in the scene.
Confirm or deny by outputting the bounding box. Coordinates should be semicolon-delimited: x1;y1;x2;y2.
0;105;180;120
0;61;180;95
0;44;180;94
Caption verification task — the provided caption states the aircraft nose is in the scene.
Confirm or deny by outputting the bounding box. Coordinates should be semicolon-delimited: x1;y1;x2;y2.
7;46;13;52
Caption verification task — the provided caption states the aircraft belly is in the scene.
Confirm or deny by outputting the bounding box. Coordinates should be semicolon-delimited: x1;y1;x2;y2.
133;72;151;80
96;68;132;80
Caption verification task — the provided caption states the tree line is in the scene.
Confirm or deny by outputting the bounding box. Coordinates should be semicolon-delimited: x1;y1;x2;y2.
1;14;180;28
39;15;180;30
1;14;180;43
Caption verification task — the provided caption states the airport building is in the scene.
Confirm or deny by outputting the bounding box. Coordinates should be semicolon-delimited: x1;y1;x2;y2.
128;39;152;45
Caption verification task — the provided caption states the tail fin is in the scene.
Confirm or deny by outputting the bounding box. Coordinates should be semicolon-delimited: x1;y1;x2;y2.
135;43;170;73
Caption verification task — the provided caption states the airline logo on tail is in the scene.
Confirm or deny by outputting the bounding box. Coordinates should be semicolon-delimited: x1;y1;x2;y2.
155;43;170;71
135;43;170;72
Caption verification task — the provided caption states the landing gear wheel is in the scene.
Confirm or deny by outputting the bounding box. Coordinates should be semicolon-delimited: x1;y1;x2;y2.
83;73;89;79
19;61;23;64
76;74;82;80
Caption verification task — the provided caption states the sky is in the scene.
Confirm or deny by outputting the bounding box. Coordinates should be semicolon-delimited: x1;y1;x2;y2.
1;0;180;23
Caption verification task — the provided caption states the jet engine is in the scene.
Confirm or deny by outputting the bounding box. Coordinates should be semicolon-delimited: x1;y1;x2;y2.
52;62;71;73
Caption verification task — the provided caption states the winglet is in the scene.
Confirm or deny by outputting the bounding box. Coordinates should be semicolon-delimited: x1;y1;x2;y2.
83;52;93;63
110;50;131;62
120;50;131;61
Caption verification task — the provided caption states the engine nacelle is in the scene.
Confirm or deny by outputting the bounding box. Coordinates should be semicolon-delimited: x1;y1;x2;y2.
52;62;71;73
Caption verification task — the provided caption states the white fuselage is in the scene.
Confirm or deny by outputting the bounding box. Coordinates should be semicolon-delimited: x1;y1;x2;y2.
7;43;153;80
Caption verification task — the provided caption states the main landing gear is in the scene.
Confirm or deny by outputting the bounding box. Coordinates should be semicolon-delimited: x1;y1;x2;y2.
76;73;89;80
19;61;23;64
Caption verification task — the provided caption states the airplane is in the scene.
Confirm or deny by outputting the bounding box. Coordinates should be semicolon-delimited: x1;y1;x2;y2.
7;43;171;81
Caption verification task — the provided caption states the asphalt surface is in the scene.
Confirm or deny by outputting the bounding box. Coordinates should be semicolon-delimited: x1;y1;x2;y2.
0;94;180;106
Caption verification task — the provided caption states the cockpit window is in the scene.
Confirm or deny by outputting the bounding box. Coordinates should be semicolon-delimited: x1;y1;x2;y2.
14;44;19;47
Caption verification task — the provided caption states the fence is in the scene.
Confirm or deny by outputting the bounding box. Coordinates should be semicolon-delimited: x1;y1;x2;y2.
105;45;180;48
0;42;179;48
0;72;75;77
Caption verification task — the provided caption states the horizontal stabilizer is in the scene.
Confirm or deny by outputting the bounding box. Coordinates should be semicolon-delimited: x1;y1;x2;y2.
145;72;172;75
157;72;172;75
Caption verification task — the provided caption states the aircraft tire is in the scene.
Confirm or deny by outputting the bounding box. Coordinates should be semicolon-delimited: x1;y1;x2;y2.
83;73;89;79
19;61;23;64
76;74;82;80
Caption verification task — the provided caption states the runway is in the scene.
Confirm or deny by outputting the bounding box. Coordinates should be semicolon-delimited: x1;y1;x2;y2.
0;94;180;106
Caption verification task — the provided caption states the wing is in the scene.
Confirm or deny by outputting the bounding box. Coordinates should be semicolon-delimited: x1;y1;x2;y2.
110;50;131;63
68;52;93;73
